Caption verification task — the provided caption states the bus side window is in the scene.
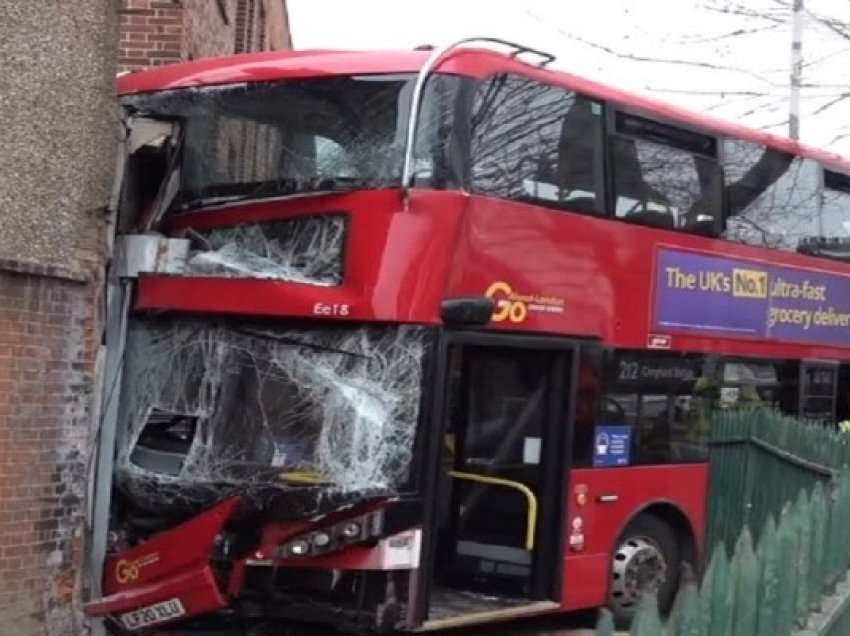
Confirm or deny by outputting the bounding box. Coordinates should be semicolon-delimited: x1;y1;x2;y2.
722;140;820;251
821;171;850;245
598;350;713;466
469;73;605;215
610;113;722;237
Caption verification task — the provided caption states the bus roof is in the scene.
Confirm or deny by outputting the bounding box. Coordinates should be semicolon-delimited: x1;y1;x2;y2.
116;47;850;173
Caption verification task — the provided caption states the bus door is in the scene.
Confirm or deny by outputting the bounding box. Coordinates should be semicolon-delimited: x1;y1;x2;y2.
423;333;581;627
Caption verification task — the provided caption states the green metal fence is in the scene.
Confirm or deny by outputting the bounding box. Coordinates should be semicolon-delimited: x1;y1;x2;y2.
595;410;850;635
707;408;850;553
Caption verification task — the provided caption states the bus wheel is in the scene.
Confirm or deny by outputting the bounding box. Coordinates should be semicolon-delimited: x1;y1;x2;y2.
608;514;680;628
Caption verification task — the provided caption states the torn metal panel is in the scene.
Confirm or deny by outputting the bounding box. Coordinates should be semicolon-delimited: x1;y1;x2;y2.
112;234;190;278
179;214;346;284
115;318;427;515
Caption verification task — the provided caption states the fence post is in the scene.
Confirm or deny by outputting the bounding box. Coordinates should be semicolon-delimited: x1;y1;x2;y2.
809;481;827;612
595;608;615;636
669;575;703;636
702;543;733;635
731;529;758;635
630;594;663;636
776;503;798;635
794;489;813;626
756;515;780;636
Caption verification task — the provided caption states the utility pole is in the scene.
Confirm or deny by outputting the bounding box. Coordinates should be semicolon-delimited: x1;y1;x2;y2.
790;0;804;140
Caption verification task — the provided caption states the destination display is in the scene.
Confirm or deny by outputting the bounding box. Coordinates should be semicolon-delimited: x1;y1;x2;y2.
653;248;850;347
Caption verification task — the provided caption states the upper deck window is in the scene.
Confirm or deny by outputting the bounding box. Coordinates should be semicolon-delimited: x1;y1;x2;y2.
122;74;462;212
820;170;850;247
723;140;820;250
468;74;605;214
611;113;722;236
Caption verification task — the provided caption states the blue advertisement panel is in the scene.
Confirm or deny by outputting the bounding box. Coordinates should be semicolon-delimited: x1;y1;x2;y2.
593;426;632;467
653;248;850;347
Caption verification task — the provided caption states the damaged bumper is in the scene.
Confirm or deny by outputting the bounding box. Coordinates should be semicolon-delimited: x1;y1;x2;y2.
85;498;239;626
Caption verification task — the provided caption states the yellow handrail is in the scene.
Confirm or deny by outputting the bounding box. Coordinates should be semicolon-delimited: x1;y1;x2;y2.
278;471;328;485
448;470;538;550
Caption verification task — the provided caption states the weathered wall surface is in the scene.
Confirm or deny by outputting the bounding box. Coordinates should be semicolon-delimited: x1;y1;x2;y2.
0;2;117;276
184;0;237;60
0;1;116;634
265;0;293;50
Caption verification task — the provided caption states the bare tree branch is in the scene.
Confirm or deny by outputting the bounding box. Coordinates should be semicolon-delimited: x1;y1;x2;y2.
524;9;781;87
809;93;850;116
697;1;788;24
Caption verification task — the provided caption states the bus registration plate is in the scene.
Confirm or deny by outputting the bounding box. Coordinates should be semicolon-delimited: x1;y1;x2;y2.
119;598;186;630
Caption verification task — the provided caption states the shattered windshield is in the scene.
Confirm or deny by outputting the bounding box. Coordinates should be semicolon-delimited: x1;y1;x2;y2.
116;318;429;512
122;74;416;210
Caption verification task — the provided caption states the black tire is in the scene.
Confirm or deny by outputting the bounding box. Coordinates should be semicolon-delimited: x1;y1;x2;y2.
608;514;682;629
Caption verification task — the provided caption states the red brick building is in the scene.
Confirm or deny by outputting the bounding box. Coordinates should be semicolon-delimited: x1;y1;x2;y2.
119;0;292;72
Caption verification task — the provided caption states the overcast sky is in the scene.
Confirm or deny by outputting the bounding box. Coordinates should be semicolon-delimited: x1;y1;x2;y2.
288;0;850;156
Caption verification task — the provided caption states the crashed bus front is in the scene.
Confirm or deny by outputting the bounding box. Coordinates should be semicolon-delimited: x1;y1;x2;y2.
85;52;465;633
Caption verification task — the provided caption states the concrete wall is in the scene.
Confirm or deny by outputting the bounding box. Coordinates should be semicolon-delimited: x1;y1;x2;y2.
0;1;117;634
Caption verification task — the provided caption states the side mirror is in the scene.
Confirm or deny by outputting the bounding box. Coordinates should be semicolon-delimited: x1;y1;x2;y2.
440;296;495;326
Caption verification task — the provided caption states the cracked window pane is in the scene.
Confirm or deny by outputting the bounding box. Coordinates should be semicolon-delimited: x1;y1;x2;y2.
123;75;417;210
179;214;346;284
115;318;430;512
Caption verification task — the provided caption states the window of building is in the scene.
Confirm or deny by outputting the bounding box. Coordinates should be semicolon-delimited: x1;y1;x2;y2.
610;113;722;236
722;140;820;250
469;74;605;214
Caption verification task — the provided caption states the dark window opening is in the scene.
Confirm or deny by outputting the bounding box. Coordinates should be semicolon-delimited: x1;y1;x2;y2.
130;409;199;476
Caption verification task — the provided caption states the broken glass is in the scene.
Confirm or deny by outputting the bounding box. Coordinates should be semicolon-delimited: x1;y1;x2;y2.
114;318;429;514
179;214;346;284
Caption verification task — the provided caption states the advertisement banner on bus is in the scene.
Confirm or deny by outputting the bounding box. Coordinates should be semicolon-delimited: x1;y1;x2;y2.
653;247;850;347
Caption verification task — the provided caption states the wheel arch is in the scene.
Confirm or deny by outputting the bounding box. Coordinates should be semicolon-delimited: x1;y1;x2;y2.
613;498;699;571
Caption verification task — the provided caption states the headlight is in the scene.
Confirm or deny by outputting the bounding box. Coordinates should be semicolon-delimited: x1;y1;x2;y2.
339;521;362;540
287;539;310;556
312;531;331;549
277;510;383;558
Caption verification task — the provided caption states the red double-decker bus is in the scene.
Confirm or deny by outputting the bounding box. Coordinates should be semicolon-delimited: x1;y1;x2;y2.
86;39;850;633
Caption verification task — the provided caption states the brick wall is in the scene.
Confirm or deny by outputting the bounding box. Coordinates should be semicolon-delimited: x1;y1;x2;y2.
118;0;184;72
119;0;290;73
0;274;97;635
0;197;108;636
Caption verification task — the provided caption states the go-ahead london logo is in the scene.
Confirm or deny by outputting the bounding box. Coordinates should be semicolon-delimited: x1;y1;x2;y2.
485;281;565;323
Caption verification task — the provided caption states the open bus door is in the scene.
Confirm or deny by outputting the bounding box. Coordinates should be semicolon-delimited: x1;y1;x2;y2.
414;332;591;631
